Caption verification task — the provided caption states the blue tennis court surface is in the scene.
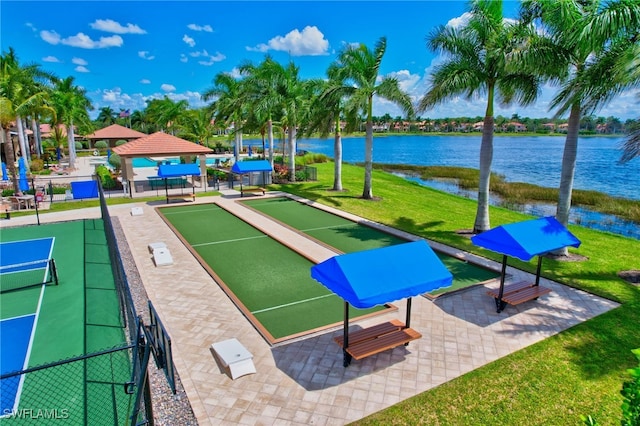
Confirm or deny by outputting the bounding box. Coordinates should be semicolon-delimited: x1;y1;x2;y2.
0;237;54;267
1;314;36;414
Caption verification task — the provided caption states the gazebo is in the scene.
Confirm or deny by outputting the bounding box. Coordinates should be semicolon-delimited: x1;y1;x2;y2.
85;124;146;148
112;132;213;196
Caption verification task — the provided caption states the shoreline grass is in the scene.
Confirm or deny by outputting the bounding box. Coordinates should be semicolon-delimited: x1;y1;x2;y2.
372;163;640;224
273;162;640;425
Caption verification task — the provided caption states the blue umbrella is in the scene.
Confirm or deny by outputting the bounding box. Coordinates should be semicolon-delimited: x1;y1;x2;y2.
18;157;29;192
56;147;61;161
107;149;111;159
1;162;7;181
248;145;253;157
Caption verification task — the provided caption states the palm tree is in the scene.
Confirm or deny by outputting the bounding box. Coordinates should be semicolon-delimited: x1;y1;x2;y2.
521;0;640;249
239;56;287;168
50;76;93;168
330;37;413;199
145;97;188;135
620;119;640;163
305;77;350;191
179;108;215;146
418;1;545;233
1;48;56;171
96;106;117;125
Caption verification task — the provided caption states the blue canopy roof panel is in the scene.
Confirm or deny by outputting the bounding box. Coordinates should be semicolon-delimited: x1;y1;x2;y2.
311;240;453;309
471;216;581;261
231;160;272;174
157;163;201;177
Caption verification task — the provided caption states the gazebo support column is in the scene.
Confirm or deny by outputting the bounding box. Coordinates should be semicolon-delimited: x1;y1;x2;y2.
496;255;508;313
534;256;543;286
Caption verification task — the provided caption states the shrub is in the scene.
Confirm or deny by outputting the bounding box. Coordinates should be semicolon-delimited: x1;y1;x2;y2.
115;139;127;146
74;141;83;150
94;140;109;152
95;165;117;189
30;158;45;172
108;153;121;170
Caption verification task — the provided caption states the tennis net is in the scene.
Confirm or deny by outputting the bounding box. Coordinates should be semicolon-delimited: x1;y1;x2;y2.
0;258;58;293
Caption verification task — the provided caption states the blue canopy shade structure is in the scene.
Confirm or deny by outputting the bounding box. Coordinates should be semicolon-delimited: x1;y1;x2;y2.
312;240;453;366
157;163;201;203
157;163;201;177
471;216;581;261
311;240;453;309
231;160;273;174
471;216;581;313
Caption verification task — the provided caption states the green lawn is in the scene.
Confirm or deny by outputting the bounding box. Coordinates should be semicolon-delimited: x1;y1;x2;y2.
273;161;640;425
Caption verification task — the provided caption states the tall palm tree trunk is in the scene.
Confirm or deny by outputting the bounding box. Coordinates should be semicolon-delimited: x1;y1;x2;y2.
333;116;343;191
555;103;581;255
288;126;296;182
67;123;77;168
473;115;495;233
16;116;29;162
362;119;374;199
267;119;274;168
1;127;19;193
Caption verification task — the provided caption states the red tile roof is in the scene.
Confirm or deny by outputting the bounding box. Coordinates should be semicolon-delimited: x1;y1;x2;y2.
112;132;213;157
86;124;146;140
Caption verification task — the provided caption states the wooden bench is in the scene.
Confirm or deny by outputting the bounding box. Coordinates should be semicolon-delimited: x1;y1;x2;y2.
334;319;421;362
240;187;266;197
488;280;551;312
166;193;195;203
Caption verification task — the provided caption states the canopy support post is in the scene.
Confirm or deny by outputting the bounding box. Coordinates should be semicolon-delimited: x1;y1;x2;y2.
164;179;169;204
496;255;508;313
343;302;352;367
534;256;543;286
405;298;412;329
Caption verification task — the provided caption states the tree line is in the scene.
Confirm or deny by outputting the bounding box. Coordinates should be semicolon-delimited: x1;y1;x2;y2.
2;0;639;244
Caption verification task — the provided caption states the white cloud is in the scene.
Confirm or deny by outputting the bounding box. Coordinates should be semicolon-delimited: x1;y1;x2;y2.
138;51;155;60
40;30;123;48
187;23;213;32
183;34;195;47
72;57;88;66
447;12;472;29
140;79;151;84
180;54;188;63
188;49;226;65
42;55;60;63
90;19;146;34
161;84;176;92
26;22;37;32
75;66;90;73
247;25;329;56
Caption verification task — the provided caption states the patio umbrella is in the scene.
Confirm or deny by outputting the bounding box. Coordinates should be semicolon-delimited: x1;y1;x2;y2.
311;240;453;366
1;162;7;181
56;146;61;161
471;216;581;312
18;157;29;192
248;144;253;157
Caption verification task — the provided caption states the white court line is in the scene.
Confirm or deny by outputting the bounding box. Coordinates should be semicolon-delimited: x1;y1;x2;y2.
163;206;221;215
251;293;334;314
192;234;268;247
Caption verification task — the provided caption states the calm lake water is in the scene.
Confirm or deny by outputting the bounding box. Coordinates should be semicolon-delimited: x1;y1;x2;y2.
296;135;640;239
297;135;638;201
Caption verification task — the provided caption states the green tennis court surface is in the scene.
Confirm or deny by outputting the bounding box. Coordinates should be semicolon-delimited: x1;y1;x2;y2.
158;203;389;343
241;197;499;296
0;220;131;424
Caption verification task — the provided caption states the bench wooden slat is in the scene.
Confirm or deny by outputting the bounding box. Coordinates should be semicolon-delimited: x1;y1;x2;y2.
334;319;405;347
487;280;533;299
502;285;551;306
166;193;195;202
345;328;422;360
240;187;265;197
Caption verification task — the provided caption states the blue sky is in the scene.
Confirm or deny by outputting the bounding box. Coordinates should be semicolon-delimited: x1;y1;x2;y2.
2;1;637;120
